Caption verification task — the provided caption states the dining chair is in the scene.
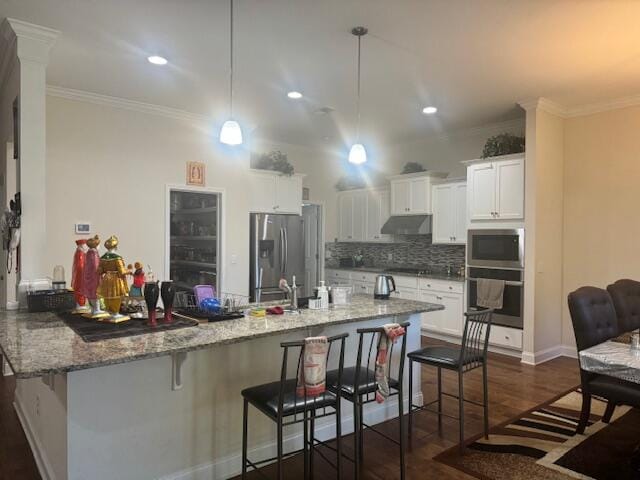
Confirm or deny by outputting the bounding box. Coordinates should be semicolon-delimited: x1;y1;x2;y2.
607;279;640;334
568;286;640;434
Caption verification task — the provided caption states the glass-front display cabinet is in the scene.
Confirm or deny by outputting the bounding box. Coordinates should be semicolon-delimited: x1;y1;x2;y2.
168;189;221;293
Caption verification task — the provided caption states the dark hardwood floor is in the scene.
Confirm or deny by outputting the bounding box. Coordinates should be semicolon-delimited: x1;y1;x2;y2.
0;339;579;479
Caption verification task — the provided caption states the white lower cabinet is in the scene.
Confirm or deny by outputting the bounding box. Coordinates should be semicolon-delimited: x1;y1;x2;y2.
418;278;465;337
488;325;523;349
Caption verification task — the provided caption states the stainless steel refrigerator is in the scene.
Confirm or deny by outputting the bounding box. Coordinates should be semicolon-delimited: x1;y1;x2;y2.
250;213;305;302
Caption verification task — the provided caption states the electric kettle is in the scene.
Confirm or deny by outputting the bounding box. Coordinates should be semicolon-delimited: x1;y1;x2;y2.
374;274;396;300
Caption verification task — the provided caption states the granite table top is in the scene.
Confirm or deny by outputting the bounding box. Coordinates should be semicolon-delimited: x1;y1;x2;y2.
0;295;443;379
327;265;466;283
579;337;640;384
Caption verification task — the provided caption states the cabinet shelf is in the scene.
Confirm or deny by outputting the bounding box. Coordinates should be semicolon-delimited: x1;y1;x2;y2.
170;260;217;269
171;206;217;215
171;235;217;242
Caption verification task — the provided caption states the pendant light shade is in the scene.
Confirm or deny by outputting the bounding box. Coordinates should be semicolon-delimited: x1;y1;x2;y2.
219;120;243;145
219;0;243;146
348;143;367;165
348;26;368;165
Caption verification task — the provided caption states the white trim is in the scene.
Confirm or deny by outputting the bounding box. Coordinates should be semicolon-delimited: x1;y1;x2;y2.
520;345;566;365
13;394;57;480
159;392;422;480
560;344;578;359
47;85;207;124
518;97;567;117
518;95;640;119
164;184;226;294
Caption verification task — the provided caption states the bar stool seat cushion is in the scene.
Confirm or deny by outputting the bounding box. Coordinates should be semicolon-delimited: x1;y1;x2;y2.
326;366;399;398
242;379;337;419
408;346;482;369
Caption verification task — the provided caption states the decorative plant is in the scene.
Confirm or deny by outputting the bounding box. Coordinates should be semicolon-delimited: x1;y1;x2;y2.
481;133;525;159
401;162;426;174
252;150;294;176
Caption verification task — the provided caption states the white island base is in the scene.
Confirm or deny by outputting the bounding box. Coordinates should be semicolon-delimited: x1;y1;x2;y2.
14;313;423;480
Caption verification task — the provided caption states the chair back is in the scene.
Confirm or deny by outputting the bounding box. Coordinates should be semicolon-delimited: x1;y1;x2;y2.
353;321;410;402
459;308;493;372
278;332;348;420
568;286;619;352
607;279;640;334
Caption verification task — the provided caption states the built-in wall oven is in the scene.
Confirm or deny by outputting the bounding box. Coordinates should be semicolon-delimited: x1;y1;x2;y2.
467;229;524;329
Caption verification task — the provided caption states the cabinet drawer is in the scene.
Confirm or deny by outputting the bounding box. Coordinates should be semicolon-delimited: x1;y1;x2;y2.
489;325;523;349
418;278;464;294
392;275;418;289
390;287;418;300
326;269;351;283
352;272;377;283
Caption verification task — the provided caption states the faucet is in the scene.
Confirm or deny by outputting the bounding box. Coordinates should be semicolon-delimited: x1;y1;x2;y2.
279;276;299;313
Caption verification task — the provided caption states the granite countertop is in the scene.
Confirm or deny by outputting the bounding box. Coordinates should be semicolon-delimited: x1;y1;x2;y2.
0;295;443;379
326;265;466;283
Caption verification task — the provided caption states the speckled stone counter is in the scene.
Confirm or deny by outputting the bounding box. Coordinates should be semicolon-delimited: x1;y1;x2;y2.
0;295;443;379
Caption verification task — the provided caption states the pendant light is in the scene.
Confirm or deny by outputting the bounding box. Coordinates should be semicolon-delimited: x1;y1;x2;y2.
348;26;368;165
219;0;243;145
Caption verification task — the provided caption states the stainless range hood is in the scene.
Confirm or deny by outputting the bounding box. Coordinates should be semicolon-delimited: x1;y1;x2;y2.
381;215;432;235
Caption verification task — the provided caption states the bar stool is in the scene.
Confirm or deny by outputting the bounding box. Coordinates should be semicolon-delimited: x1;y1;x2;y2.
241;332;348;480
326;321;410;480
407;308;493;453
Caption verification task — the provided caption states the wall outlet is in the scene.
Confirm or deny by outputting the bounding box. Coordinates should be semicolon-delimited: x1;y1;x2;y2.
387;253;393;262
35;395;40;417
231;254;237;265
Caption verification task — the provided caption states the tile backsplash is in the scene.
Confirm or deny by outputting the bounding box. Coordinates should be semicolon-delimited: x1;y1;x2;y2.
325;235;465;270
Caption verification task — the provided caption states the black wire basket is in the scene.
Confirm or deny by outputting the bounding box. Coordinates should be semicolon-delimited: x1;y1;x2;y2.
27;290;76;313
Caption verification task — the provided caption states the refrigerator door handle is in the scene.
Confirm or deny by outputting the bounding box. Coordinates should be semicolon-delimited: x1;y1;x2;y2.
279;227;286;277
283;227;288;277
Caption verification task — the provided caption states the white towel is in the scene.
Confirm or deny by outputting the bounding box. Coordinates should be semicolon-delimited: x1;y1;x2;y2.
477;279;505;310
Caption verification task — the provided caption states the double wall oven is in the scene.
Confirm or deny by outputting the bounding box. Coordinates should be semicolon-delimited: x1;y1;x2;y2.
467;229;524;329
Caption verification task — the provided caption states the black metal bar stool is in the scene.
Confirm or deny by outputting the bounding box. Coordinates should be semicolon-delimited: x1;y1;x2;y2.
326;321;410;480
407;308;493;453
241;332;348;480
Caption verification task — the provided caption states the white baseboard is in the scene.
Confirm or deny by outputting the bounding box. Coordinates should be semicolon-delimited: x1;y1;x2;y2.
160;392;423;480
521;345;571;365
13;394;57;480
560;344;578;359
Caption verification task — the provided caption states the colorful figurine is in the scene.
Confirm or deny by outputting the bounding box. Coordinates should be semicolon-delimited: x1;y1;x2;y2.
127;262;145;297
97;235;130;323
71;239;90;314
82;235;109;319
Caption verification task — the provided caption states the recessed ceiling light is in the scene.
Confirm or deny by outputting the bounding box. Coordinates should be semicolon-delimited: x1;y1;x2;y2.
287;91;303;99
147;55;168;65
422;106;438;115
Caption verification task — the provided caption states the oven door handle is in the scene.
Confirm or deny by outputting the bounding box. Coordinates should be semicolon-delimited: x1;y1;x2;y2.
466;277;524;287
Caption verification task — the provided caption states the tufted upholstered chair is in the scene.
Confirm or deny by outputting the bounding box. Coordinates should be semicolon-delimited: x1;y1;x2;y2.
568;286;640;433
607;279;640;334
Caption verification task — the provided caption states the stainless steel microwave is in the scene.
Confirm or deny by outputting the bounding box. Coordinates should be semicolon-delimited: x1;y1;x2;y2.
467;229;524;269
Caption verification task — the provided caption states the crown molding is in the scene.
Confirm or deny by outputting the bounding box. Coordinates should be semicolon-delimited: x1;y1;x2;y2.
564;93;640;118
518;97;568;117
46;85;208;124
5;18;59;64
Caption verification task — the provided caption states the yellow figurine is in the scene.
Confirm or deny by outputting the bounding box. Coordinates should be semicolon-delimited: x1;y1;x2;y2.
97;235;130;323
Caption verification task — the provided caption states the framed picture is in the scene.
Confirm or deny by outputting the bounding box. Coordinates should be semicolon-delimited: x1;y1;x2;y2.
186;161;205;186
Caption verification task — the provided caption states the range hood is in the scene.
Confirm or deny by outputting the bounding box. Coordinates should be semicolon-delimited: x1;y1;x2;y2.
381;215;432;235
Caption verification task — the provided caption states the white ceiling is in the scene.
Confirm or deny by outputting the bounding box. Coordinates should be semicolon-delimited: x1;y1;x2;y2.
2;0;640;148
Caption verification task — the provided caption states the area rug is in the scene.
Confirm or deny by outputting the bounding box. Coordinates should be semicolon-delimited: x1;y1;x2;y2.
435;388;640;480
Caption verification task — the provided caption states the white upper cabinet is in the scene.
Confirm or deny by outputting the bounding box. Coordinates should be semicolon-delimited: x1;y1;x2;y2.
337;190;366;242
366;189;392;242
248;170;304;214
466;154;524;223
432;181;467;244
389;172;446;215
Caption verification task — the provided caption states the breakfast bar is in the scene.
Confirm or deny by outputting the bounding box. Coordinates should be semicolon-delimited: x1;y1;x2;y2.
0;296;442;480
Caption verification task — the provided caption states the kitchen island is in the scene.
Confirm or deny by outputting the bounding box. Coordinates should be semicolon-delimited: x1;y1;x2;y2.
0;295;443;480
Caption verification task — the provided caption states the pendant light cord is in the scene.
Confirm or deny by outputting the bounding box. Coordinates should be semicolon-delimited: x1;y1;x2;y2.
229;0;235;118
356;32;362;141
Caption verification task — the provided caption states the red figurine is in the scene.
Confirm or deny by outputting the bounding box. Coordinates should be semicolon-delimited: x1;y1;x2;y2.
71;239;89;314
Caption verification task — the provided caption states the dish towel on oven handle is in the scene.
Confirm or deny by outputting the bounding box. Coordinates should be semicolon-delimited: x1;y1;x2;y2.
296;336;328;397
375;323;406;403
477;278;505;310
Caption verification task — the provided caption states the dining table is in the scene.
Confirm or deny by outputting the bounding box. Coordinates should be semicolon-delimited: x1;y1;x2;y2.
579;331;640;471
